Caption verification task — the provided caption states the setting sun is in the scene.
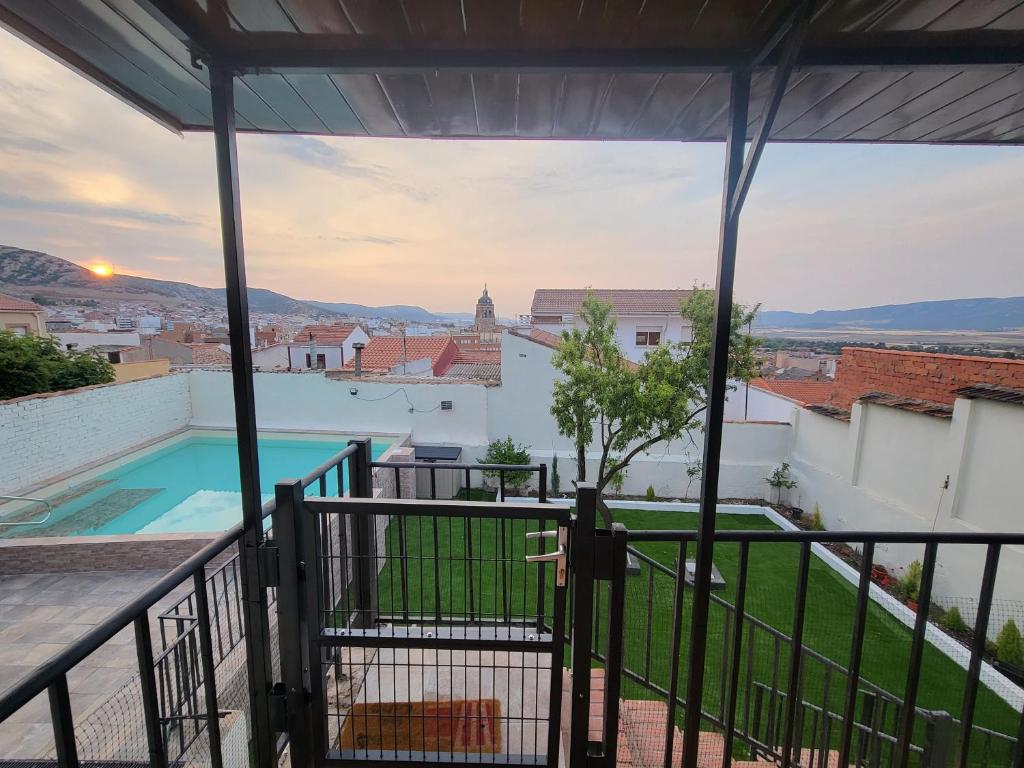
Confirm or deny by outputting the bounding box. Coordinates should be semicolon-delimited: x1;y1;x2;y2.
88;264;113;277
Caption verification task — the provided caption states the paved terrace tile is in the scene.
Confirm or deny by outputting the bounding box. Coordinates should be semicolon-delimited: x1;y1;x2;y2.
0;569;191;760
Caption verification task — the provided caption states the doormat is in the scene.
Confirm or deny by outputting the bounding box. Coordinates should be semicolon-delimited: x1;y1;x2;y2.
339;699;502;754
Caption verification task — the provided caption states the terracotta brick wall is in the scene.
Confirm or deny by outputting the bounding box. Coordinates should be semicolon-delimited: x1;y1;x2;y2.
828;347;1024;409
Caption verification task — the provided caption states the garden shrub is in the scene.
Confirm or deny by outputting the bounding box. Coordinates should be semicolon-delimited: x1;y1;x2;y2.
997;620;1024;667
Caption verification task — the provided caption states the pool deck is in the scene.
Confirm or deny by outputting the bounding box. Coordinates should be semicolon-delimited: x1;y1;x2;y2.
0;569;191;759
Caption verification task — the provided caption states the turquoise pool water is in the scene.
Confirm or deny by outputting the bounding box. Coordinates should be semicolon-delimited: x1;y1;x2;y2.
2;434;389;538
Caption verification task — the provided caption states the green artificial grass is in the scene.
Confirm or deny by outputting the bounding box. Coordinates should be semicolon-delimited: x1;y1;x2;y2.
370;507;1018;761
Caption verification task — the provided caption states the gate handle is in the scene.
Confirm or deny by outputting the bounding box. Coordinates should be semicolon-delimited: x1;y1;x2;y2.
525;527;568;586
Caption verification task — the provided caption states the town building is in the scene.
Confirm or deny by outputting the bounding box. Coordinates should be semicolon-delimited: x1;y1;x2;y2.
0;294;47;337
341;335;458;377
287;324;369;370
530;288;693;363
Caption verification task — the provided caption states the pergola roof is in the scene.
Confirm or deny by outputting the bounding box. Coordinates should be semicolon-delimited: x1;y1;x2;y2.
2;1;1024;144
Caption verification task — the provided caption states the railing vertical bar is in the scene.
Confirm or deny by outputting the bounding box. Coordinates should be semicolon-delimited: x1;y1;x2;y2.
719;607;731;722
538;464;547;504
398;516;410;622
466;512;476;623
499;469;506;502
319;474;327;497
500;515;509;623
192;568;224;768
817;665;833;768
48;674;79;768
895;541;938;767
722;540;750;767
429;466;437;500
135;612;169;768
780;542;811;768
602;524;628;766
393;466;401;499
838;541;874;768
663;540;688;768
959;543;1000;768
644;566;655;683
432;514;443;623
535;517;547;632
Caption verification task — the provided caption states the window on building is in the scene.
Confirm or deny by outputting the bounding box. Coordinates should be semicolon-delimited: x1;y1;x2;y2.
5;325;30;337
305;353;326;369
635;329;662;346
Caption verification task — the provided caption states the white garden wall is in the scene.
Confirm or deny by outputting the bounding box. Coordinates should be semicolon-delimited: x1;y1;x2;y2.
0;374;191;495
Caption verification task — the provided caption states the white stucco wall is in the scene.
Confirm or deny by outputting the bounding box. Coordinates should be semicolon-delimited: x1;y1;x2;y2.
534;314;692;363
724;382;798;423
285;345;344;370
187;370;490;451
0;374;191;495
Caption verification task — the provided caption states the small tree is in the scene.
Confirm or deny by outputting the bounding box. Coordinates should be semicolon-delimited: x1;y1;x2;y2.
896;560;923;603
550;453;561;497
480;436;532;492
685;462;703;499
765;462;798;505
550;288;758;507
645;485;656;502
0;331;114;400
941;606;968;634
810;503;825;531
997;620;1024;667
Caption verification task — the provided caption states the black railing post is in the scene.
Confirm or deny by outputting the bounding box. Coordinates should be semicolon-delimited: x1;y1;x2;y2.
348;439;377;628
839;542;875;767
780;542;812;767
683;68;751;768
600;523;628;768
539;464;548;504
722;540;750;766
48;674;79;768
959;543;1000;767
923;711;955;768
273;479;312;768
135;613;168;768
209;63;274;768
570;483;598;768
192;567;224;768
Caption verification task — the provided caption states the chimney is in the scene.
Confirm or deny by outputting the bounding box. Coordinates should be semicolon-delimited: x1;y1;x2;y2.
353;342;365;376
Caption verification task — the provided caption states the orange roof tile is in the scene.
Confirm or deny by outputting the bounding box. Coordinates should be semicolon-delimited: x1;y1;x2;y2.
532;289;692;316
343;336;457;376
292;324;359;345
0;293;44;312
750;378;834;405
454;348;502;364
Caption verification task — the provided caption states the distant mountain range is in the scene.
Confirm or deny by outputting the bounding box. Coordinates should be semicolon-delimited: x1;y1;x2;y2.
0;246;463;323
755;297;1024;332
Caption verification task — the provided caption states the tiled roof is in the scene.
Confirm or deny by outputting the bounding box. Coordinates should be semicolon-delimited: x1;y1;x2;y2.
0;293;44;312
443;362;501;380
952;383;1024;406
805;404;852;422
342;335;457;375
292;324;359;345
454;348;502;364
531;289;692;316
857;391;954;419
509;327;562;350
187;343;230;364
749;378;834;405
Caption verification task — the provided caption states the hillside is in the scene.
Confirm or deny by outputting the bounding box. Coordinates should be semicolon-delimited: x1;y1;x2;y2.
0;246;459;321
0;245;322;315
756;297;1024;332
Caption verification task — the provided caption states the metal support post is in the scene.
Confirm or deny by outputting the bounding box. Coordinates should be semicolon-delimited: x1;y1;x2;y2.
569;484;598;767
348;439;378;628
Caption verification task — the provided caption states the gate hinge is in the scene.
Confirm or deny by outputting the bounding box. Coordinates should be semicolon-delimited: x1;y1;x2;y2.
268;682;287;731
260;543;280;588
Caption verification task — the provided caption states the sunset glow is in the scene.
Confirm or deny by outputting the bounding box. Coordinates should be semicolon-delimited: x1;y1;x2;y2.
88;264;113;277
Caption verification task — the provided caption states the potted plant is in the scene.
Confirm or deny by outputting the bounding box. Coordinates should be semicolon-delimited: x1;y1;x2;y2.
896;560;922;611
479;436;532;499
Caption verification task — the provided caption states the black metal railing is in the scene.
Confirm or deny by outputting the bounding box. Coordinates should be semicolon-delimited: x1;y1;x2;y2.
0;439;375;768
590;528;1024;768
370;459;548;504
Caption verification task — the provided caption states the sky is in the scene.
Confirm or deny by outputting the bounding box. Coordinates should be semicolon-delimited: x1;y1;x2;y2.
1;30;1023;316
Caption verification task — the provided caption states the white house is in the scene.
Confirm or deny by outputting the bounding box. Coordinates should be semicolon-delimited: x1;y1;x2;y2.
286;324;370;370
530;288;693;363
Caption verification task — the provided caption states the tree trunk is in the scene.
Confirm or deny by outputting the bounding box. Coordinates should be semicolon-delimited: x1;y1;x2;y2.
576;442;586;484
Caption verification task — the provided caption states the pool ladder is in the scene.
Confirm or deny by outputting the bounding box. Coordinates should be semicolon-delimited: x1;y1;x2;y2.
0;495;53;527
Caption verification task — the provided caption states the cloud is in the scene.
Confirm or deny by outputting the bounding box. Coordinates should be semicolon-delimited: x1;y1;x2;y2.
267;136;433;200
318;233;405;246
0;134;65;154
0;191;196;227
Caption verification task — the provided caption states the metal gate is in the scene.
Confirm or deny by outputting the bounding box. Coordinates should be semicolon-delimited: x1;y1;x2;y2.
272;479;571;768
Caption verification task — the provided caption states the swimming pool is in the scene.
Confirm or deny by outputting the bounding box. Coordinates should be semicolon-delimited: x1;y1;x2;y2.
0;431;391;538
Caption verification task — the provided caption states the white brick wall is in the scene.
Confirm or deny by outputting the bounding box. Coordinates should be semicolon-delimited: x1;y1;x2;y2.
0;374;192;495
